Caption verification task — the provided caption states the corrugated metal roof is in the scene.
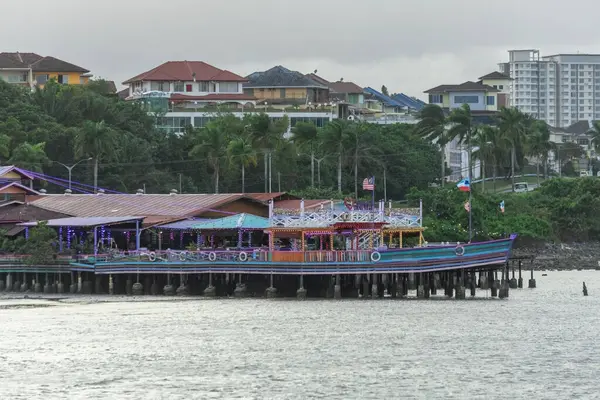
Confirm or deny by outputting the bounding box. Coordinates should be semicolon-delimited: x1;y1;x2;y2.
29;193;259;218
19;216;144;227
158;218;210;230
190;213;269;230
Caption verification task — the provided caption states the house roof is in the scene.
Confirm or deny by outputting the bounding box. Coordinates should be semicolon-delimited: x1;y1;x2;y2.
564;120;598;135
391;93;425;110
305;73;330;86
0;54;30;69
123;61;247;84
169;93;256;102
1;52;43;65
105;81;117;93
328;81;364;94
0;52;88;73
478;71;512;80
244;66;328;88
245;192;295;202
28;193;266;219
117;88;129;100
363;87;406;108
0;165;35;180
19;216;144;228
0;182;39;195
424;81;500;93
30;56;89;73
190;213;269;230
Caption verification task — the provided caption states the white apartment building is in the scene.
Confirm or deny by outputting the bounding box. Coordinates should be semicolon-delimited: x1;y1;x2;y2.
500;49;600;128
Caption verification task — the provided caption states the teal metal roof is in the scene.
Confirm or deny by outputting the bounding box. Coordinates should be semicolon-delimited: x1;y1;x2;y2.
189;213;269;230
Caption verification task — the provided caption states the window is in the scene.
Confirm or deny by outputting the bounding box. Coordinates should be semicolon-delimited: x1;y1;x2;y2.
449;153;462;165
7;73;28;83
493;85;497;89
185;84;193;92
486;96;495;105
35;74;49;84
428;94;443;103
199;82;209;92
454;95;479;104
150;81;168;91
57;74;69;84
219;82;238;92
173;82;184;92
578;138;590;146
498;85;504;90
280;88;286;98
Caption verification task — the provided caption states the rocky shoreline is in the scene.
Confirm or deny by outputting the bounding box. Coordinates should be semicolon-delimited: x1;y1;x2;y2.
513;242;600;271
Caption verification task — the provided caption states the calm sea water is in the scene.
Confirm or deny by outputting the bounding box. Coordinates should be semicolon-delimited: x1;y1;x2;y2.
0;271;599;400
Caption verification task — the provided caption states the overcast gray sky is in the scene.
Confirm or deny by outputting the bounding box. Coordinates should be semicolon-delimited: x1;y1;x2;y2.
4;0;600;99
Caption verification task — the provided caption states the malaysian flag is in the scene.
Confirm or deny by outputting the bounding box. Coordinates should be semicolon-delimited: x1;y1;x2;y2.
362;177;375;191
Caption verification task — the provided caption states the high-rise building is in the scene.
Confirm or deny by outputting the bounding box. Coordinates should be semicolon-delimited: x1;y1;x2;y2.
501;49;600;128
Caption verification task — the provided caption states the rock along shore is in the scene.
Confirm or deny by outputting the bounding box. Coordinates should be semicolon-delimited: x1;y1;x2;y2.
513;242;600;271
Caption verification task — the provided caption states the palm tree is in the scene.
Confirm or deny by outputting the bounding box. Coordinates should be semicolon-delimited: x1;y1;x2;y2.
9;142;49;174
472;125;498;193
290;122;319;187
73;120;117;192
415;104;448;186
526;121;553;184
227;135;257;193
189;120;230;193
496;107;529;191
322;120;353;194
245;114;288;193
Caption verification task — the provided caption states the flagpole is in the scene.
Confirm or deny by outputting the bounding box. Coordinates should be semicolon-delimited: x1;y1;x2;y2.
468;135;473;243
372;176;375;216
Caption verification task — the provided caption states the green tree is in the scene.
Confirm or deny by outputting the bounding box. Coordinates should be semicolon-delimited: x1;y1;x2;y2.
9;142;49;174
526;120;553;183
291;122;319;187
227;135;257;193
73;120;117;192
415;104;448;186
496;107;529;191
322;120;353;194
24;222;58;266
447;104;474;179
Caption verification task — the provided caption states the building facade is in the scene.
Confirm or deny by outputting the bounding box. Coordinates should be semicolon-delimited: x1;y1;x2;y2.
123;62;337;134
500;49;600;128
0;52;90;88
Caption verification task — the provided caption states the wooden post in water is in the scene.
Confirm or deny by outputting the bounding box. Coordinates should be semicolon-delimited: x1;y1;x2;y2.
528;260;536;288
518;260;523;288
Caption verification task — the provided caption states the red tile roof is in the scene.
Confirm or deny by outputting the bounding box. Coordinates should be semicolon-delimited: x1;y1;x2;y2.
123;61;247;84
170;93;256;102
328;81;363;94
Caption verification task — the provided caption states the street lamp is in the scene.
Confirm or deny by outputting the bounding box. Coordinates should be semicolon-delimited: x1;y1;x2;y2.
53;158;92;190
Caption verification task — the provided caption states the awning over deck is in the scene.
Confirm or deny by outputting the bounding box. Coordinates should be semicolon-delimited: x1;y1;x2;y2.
190;213;269;231
18;216;145;228
158;218;209;230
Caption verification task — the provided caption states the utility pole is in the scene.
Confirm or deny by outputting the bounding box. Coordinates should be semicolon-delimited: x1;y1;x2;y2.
383;168;387;201
278;172;281;192
268;153;272;193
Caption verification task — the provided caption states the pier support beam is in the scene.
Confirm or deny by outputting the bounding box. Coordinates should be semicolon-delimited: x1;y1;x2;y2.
5;273;12;292
176;275;189;296
499;282;510;298
266;274;277;298
234;274;247;298
518;260;523;288
109;275;114;295
333;274;342;300
509;264;518;289
362;277;370;299
0;277;4;292
77;272;82;293
408;273;416;291
132;282;144;296
455;286;466;300
296;275;307;300
371;274;378;299
491;274;498;297
528;264;536;288
203;273;216;297
125;278;133;295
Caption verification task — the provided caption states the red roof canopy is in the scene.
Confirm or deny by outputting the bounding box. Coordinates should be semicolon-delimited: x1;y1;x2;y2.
123;61;247;84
